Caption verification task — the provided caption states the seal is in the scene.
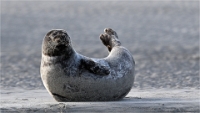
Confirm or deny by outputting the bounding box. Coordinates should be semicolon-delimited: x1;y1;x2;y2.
40;28;135;102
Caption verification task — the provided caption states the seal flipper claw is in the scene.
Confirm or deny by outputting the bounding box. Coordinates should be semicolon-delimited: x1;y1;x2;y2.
104;28;118;38
80;59;110;76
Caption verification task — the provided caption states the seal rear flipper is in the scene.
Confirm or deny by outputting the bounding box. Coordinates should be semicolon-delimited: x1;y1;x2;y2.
80;59;110;76
100;28;121;52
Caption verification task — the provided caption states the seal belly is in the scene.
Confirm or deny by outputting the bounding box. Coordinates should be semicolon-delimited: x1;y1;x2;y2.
50;71;134;101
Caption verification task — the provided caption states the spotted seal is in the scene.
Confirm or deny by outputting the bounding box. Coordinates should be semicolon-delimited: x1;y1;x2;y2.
40;28;135;101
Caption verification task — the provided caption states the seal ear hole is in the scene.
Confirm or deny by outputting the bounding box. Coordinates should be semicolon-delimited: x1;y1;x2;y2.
64;40;69;45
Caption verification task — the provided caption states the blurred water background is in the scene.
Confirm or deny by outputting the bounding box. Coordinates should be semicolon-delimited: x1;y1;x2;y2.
1;1;199;89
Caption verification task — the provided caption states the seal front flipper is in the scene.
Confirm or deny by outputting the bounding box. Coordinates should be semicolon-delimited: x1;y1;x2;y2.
80;58;110;75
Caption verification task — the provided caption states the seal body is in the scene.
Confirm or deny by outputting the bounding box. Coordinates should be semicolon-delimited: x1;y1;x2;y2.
40;28;135;101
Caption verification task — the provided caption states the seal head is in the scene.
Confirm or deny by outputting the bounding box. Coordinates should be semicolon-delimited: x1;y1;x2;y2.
42;29;74;57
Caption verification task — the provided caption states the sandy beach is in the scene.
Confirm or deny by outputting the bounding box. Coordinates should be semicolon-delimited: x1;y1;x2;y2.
1;88;199;112
1;1;199;112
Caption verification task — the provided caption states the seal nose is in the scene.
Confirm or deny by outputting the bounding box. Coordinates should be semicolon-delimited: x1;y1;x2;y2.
54;37;61;43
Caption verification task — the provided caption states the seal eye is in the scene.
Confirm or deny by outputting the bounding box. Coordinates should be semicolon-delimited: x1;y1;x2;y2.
47;37;51;41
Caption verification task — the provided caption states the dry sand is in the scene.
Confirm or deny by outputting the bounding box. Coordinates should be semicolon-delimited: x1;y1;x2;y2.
1;1;199;112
